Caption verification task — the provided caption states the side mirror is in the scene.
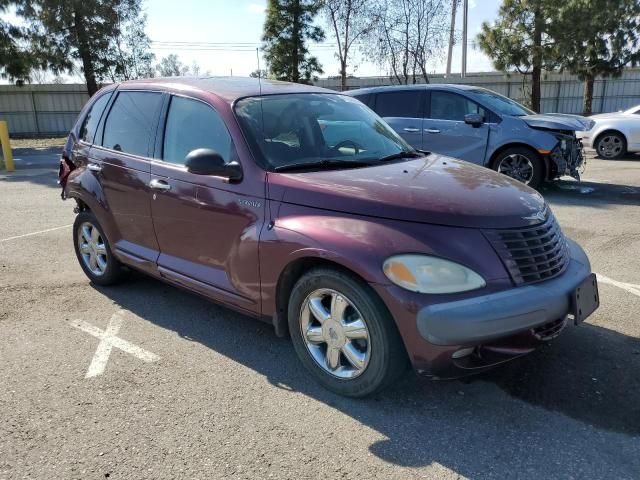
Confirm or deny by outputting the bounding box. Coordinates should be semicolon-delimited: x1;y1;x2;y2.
184;148;242;182
464;113;484;128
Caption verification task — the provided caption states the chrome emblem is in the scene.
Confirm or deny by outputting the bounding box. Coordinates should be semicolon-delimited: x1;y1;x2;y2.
522;208;547;222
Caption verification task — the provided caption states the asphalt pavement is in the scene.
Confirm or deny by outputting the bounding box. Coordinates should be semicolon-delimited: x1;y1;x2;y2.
1;147;639;479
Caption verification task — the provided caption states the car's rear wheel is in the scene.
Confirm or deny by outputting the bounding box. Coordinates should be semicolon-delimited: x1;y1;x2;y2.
288;267;407;397
73;211;128;286
493;147;544;189
595;131;626;159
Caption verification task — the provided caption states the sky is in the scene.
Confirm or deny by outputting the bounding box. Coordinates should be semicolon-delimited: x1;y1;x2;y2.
1;0;502;82
144;0;501;78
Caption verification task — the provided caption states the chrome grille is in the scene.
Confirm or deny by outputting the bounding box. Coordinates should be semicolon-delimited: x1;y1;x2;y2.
484;213;569;286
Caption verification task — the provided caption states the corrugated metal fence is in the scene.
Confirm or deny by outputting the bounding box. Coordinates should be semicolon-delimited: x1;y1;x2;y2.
1;69;640;136
0;84;89;137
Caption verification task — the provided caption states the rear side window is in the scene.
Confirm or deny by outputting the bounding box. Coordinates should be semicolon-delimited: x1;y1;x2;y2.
79;92;112;144
351;93;371;107
429;91;487;121
162;96;233;164
102;91;163;156
375;91;422;118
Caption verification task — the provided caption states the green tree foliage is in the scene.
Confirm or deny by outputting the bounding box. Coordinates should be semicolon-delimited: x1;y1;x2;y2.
18;0;152;95
106;10;155;82
155;54;209;77
0;1;37;84
552;0;640;114
477;0;557;112
262;0;325;84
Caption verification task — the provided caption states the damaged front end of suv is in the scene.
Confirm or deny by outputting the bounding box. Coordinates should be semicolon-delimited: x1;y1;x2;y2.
523;114;595;182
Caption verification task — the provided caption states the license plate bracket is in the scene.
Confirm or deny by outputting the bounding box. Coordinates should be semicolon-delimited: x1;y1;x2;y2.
572;273;599;325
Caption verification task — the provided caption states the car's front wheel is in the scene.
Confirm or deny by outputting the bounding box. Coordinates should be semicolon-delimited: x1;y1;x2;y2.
595;131;626;159
73;211;129;286
288;267;407;397
493;147;544;189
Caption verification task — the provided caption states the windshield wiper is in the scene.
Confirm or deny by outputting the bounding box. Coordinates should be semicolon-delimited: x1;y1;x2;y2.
377;150;426;162
273;159;375;173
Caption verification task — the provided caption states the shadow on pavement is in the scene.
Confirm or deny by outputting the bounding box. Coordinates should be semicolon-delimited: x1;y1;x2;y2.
90;272;640;477
1;147;61;190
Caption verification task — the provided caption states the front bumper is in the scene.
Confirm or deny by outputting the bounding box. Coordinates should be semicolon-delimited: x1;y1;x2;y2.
416;239;591;346
575;131;592;148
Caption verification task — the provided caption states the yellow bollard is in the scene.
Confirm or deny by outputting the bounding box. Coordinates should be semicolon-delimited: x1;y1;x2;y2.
0;121;15;172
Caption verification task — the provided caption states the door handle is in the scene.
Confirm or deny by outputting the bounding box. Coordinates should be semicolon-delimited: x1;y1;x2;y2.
149;179;171;191
87;163;102;172
403;127;421;133
424;128;441;134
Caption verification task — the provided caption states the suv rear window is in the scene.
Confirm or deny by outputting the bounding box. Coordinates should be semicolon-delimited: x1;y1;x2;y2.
102;91;163;156
79;92;112;144
374;91;422;118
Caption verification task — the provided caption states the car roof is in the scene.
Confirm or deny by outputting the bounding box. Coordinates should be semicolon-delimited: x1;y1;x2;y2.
117;76;335;103
344;84;482;95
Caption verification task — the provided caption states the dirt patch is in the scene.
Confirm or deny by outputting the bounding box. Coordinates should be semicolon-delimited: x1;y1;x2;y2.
8;137;67;149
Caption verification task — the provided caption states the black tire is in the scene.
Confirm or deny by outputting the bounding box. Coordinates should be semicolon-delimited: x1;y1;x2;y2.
594;131;627;160
493;146;544;190
288;267;407;397
73;211;129;286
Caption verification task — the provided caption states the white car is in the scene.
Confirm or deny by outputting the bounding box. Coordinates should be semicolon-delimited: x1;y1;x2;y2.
576;105;640;159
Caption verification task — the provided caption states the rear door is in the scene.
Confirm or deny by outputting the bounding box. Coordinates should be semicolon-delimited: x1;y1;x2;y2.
88;90;164;273
372;90;425;149
423;90;490;164
149;94;263;314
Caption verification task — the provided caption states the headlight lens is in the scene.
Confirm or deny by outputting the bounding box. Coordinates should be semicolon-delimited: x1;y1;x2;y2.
383;255;486;294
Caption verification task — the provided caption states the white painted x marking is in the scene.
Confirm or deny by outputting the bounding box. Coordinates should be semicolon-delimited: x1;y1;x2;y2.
597;273;640;298
68;309;160;378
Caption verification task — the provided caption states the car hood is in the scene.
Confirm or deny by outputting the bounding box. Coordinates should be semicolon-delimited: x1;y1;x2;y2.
589;111;626;120
522;113;593;131
267;154;546;229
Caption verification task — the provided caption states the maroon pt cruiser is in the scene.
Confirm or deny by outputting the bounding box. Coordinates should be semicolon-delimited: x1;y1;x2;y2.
60;77;599;397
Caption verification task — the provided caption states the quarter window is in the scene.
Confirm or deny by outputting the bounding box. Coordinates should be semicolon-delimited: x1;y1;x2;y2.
430;91;487;121
102;91;163;156
79;92;112;144
162;96;233;165
375;91;422;118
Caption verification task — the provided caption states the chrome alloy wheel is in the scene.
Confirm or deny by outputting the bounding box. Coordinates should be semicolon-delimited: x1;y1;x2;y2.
597;134;623;158
299;288;371;379
77;222;108;276
497;154;534;184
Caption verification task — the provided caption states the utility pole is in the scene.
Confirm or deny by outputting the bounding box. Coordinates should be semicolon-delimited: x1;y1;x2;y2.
445;0;458;77
461;0;468;78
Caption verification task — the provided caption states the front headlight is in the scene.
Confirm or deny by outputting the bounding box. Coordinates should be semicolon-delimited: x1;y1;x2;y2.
383;255;486;294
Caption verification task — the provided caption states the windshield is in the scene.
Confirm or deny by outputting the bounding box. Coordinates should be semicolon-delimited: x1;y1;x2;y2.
469;88;535;117
234;93;413;170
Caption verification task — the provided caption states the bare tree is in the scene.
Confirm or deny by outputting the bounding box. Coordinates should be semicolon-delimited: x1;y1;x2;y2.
323;0;379;91
370;0;451;84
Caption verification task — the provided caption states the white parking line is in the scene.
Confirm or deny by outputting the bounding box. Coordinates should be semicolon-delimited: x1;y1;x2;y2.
0;224;73;243
597;273;640;298
69;310;160;378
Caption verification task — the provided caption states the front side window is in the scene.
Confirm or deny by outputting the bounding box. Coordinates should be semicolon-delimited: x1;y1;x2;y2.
79;92;112;144
375;91;422;118
467;88;535;117
163;96;233;164
102;91;163;156
429;91;487;121
234;93;413;170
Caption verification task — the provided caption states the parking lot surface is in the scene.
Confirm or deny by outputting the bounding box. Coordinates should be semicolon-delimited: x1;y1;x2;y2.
1;149;639;479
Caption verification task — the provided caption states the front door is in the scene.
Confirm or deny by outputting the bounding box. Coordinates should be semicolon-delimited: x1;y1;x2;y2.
373;89;425;150
89;89;164;274
150;95;264;314
423;90;490;165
